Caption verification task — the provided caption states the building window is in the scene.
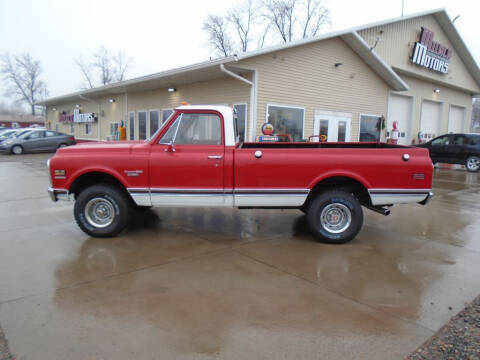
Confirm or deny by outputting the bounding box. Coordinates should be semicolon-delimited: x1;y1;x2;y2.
129;112;135;140
359;114;382;142
233;104;247;142
110;122;120;139
85;123;92;135
162;109;173;124
149;110;160;137
138;111;147;140
70;123;75;134
266;105;304;141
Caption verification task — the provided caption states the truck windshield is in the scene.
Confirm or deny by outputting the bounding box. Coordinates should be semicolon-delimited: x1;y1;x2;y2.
146;112;175;141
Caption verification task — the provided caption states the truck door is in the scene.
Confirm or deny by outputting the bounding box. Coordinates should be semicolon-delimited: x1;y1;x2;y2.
149;111;227;206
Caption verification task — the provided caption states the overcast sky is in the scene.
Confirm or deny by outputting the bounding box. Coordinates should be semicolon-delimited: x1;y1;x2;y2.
0;0;479;104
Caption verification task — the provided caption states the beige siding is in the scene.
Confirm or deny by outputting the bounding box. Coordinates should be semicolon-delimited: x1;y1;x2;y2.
237;37;390;140
359;15;480;93
392;75;473;141
47;77;250;140
126;77;250;139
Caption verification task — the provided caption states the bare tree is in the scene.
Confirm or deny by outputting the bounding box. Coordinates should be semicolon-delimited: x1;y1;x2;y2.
263;0;296;43
113;50;132;82
300;0;329;38
257;24;271;48
75;56;95;89
0;101;26;115
202;0;330;56
75;46;133;89
0;53;48;115
229;0;256;52
203;15;234;57
93;46;114;86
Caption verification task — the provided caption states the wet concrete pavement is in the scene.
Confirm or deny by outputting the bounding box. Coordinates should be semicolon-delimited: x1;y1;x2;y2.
0;153;479;359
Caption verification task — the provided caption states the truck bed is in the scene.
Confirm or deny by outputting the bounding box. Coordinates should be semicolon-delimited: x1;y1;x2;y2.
241;142;408;149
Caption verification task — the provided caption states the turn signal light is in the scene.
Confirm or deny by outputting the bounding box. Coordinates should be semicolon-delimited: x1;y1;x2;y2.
54;170;66;176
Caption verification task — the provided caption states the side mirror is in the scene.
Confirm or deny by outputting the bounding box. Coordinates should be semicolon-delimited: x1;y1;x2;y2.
165;141;176;152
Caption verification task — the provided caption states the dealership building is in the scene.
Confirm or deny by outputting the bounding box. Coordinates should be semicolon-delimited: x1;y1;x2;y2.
40;8;480;145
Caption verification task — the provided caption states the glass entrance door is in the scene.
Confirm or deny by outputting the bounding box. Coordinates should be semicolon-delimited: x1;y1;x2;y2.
314;112;351;142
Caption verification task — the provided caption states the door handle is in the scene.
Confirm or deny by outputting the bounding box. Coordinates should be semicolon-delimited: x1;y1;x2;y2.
207;155;223;159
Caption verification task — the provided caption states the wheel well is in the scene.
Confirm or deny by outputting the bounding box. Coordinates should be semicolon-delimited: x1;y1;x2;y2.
69;172;132;202
303;176;370;208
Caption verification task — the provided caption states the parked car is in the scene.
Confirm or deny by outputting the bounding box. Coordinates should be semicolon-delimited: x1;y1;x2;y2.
415;133;480;172
47;105;433;243
0;129;76;154
0;128;13;136
0;129;18;141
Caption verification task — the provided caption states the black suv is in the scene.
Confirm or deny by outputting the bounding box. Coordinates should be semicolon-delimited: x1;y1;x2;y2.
416;133;480;172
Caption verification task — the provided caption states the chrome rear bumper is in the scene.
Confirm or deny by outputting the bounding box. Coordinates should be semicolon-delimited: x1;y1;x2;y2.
48;187;71;202
368;189;433;206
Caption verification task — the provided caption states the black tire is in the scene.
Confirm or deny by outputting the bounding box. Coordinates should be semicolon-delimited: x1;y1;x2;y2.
306;190;363;244
134;205;152;212
465;156;480;172
74;184;130;237
11;145;24;155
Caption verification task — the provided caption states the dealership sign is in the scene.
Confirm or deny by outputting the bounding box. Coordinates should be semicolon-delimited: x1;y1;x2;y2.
411;27;453;74
59;109;97;123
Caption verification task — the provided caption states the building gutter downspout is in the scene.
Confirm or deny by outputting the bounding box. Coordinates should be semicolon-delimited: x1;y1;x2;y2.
220;64;257;141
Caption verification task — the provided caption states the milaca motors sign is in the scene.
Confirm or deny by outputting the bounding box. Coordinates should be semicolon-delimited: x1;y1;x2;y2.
411;27;453;74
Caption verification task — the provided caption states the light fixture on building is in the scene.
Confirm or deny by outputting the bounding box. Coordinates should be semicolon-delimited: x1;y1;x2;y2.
433;88;440;93
108;98;115;103
75;104;80;108
52;107;57;111
167;87;176;93
334;62;343;67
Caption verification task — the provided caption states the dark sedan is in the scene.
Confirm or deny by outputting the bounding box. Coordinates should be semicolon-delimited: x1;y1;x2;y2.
416;133;480;172
0;129;76;154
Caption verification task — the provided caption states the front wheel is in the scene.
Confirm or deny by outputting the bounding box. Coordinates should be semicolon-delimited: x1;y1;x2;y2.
74;184;130;237
466;156;480;172
306;190;363;244
11;145;23;155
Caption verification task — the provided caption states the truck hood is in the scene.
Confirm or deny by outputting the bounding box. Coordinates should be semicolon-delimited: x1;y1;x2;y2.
56;140;146;154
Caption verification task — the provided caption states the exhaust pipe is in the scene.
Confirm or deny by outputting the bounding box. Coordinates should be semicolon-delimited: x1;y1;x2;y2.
364;205;391;216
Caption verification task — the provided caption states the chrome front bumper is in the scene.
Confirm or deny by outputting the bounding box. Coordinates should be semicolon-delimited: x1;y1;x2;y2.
48;187;71;202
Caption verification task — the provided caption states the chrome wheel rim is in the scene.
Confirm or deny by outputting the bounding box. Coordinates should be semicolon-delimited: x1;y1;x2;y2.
84;197;115;228
467;157;479;171
12;146;22;154
320;203;352;234
59;144;67;148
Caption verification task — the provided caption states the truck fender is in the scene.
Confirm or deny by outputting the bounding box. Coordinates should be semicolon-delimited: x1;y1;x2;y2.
307;171;372;192
65;166;129;191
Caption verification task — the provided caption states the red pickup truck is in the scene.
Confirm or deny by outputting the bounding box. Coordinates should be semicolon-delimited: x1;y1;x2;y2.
47;105;433;243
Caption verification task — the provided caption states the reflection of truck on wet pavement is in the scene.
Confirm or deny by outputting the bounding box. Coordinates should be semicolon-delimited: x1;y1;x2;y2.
47;105;434;243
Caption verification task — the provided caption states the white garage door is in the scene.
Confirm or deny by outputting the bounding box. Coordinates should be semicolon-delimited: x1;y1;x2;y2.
387;94;413;145
420;100;442;141
448;105;465;134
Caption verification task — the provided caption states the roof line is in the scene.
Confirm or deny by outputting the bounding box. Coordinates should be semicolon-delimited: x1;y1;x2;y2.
37;56;235;105
39;7;479;105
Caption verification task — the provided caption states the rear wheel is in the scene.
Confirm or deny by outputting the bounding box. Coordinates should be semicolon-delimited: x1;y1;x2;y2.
58;143;68;148
74;184;130;237
306;190;363;244
11;145;23;155
466;156;480;172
